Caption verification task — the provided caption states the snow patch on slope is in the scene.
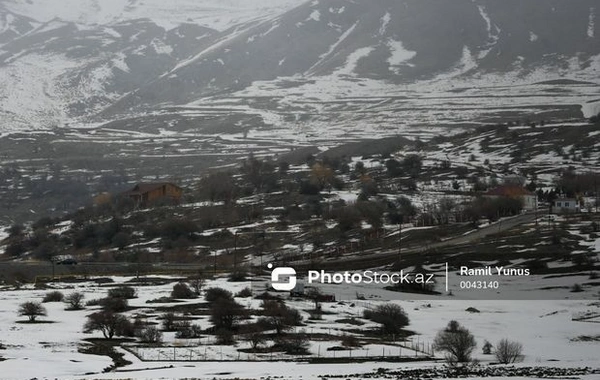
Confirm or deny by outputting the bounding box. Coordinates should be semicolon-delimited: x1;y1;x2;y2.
305;21;359;75
111;52;129;72
581;99;600;118
1;0;302;31
588;7;596;38
529;31;538;42
387;39;416;72
433;45;478;81
336;46;374;76
0;49;130;133
0;53;79;131
150;38;173;55
167;22;256;74
379;12;391;35
477;5;500;58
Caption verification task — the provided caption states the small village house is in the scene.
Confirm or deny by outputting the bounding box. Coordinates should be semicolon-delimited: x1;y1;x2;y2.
483;185;537;211
551;198;579;214
121;182;183;207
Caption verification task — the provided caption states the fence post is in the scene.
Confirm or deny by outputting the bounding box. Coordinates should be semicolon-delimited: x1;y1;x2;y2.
173;347;176;361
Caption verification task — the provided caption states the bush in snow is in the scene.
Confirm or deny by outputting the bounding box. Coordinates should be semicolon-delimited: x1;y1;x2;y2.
273;330;310;355
236;287;253;298
42;291;64;303
107;285;137;299
215;328;235;345
18;301;47;322
174;322;203;339
171;282;195;299
433;320;477;365
64;292;85;310
161;312;178;332
495;339;524;364
137;326;163;344
482;340;493;355
363;303;409;336
205;287;233;303
209;297;246;330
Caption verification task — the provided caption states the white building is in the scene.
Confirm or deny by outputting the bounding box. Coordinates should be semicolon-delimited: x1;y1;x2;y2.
551;198;579;214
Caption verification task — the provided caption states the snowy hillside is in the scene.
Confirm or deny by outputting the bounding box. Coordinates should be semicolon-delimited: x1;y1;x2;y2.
0;0;301;31
0;0;598;134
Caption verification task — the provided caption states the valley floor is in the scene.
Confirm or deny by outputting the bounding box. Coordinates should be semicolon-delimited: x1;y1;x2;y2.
0;275;598;380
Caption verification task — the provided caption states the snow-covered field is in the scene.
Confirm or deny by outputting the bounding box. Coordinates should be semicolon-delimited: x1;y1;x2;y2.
0;275;598;379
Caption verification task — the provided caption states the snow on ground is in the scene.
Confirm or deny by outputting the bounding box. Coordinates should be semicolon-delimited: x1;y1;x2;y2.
336;46;375;76
0;275;598;379
230;57;600;144
0;287;113;379
0;49;131;133
307;24;358;74
386;39;416;72
1;0;301;31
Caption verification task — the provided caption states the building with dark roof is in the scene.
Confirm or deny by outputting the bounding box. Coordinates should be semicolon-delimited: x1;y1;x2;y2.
121;182;182;207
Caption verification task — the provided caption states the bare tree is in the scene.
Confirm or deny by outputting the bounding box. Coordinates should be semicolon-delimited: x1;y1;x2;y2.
189;272;206;296
258;300;302;335
305;287;322;310
83;311;129;339
18;301;47;322
495;339;524;364
137;326;163;344
363;303;409;335
161;312;177;331
243;324;266;350
65;292;85;310
433;320;477;364
209;297;246;330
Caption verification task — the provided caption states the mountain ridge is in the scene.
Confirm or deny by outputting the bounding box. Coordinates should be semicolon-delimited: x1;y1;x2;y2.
0;0;598;134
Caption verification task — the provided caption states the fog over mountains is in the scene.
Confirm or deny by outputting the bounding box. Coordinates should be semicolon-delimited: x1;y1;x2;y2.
0;0;598;135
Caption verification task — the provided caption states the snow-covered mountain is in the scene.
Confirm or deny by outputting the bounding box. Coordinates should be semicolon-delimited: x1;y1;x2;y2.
0;0;598;134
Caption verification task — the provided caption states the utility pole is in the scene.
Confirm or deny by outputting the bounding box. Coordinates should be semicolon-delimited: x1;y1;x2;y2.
233;232;237;272
595;178;598;213
535;196;538;228
397;214;403;265
260;230;265;268
213;249;217;276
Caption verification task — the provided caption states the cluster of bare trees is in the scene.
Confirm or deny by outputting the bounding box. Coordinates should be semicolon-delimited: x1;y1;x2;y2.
433;320;524;366
17;289;87;323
